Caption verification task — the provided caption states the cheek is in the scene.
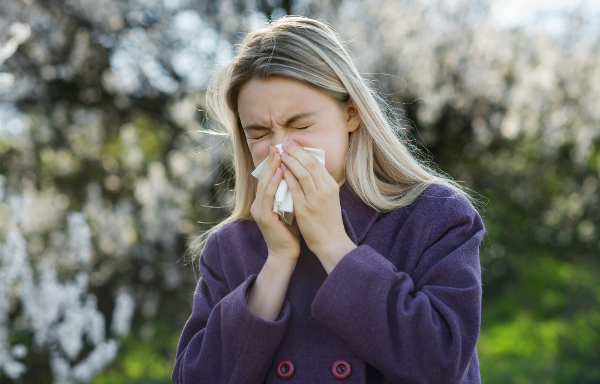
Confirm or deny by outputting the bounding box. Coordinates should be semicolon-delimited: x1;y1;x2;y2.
250;142;271;167
320;147;343;172
324;152;340;171
323;139;348;174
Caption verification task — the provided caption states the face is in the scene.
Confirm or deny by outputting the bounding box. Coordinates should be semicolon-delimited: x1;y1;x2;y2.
237;76;360;185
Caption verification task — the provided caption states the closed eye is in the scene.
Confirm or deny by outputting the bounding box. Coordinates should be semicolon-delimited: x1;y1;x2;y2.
251;126;310;140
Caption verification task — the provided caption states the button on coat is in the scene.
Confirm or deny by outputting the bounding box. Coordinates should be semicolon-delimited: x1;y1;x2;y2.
172;183;485;383
276;359;294;379
332;359;351;379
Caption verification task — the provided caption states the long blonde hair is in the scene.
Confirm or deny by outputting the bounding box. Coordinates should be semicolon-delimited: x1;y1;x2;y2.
188;15;475;261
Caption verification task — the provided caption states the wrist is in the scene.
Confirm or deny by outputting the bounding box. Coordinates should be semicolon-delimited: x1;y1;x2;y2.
314;236;357;275
249;255;297;322
266;253;298;271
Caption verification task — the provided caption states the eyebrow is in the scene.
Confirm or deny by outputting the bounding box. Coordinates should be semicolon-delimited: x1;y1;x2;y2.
242;112;315;131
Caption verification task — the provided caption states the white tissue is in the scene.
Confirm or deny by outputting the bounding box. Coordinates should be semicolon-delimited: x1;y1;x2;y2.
251;143;326;225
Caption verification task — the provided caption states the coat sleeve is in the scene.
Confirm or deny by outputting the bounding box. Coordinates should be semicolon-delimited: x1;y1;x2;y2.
311;192;484;384
172;230;292;384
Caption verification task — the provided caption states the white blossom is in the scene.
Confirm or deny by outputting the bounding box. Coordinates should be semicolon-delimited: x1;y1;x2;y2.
83;183;137;259
71;339;118;383
134;161;190;249
50;351;73;384
10;344;27;359
0;202;133;381
0;22;31;65
68;212;92;264
8;193;31;227
83;295;106;346
0;174;5;201
57;306;86;361
2;360;27;380
110;290;135;337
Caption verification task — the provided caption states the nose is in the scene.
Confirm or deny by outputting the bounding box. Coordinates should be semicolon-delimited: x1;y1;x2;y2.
269;128;291;147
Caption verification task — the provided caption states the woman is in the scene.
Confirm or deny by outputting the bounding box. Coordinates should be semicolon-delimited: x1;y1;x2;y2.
172;16;484;383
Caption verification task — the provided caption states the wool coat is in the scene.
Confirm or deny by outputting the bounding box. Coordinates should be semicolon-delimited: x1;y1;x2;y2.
172;182;485;384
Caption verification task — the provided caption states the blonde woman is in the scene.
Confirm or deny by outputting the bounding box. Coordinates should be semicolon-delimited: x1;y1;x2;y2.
172;16;485;384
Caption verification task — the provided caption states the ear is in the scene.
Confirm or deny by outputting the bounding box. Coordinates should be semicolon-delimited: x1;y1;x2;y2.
345;98;361;133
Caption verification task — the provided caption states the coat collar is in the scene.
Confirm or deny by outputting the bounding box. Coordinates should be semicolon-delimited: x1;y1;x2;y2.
338;182;381;245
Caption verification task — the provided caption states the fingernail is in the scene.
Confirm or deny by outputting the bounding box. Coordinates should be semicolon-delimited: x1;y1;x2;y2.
281;151;290;158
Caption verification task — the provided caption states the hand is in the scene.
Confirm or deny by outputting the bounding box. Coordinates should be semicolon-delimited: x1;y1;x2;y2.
250;145;301;262
280;141;357;273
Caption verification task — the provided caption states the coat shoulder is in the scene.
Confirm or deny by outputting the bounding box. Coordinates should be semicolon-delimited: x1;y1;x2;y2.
206;219;264;256
407;183;480;221
374;183;483;247
199;220;260;263
211;219;259;242
198;219;265;286
411;183;485;246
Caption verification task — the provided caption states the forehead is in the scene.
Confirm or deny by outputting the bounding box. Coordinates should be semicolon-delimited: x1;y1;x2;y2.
237;77;330;123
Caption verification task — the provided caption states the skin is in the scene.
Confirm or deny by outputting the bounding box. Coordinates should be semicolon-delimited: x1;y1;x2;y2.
240;76;360;321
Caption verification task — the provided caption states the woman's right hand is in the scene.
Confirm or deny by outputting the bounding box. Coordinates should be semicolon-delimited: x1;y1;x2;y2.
251;146;301;261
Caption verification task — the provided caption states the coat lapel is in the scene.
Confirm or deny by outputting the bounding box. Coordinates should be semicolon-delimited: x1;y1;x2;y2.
339;183;380;245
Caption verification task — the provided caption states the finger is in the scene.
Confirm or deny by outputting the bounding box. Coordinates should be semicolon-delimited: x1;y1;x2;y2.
264;151;283;198
263;165;284;220
315;157;337;188
254;147;277;218
281;147;320;196
257;146;278;195
257;146;274;184
281;162;307;208
282;142;326;192
260;147;282;206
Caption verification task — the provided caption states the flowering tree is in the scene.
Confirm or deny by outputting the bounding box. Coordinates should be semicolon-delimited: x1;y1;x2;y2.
0;193;134;383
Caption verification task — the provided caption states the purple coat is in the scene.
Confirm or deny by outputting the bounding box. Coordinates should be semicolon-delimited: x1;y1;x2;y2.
172;183;485;383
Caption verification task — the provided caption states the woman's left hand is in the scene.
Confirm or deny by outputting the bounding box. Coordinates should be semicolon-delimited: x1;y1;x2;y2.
280;140;357;274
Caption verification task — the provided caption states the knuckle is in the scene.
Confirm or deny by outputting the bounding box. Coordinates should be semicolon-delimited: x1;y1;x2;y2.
297;169;310;180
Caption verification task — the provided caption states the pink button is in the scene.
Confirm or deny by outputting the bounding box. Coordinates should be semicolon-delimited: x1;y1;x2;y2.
277;359;294;379
332;359;351;379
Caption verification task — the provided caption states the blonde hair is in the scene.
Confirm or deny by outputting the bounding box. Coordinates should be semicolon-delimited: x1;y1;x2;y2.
187;15;475;261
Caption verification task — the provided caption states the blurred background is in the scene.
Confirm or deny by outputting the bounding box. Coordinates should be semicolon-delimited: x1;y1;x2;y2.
1;0;599;383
